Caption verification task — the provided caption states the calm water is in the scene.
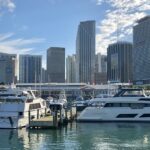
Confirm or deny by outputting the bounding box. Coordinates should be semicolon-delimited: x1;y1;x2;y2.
1;122;150;150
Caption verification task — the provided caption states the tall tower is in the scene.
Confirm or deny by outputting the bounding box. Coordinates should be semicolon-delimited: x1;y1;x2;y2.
107;42;133;83
133;16;150;84
47;47;65;83
19;55;42;83
76;20;95;84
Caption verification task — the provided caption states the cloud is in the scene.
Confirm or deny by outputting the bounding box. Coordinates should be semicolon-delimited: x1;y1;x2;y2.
96;0;150;54
0;33;45;54
0;0;16;12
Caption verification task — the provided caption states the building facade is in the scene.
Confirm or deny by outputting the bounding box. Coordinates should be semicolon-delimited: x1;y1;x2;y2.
47;47;65;83
133;16;150;84
107;42;133;83
66;54;76;83
42;68;48;83
0;52;17;84
76;20;95;84
19;55;42;83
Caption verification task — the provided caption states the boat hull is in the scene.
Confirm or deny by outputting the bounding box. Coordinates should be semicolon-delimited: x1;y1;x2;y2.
77;107;150;122
0;117;28;129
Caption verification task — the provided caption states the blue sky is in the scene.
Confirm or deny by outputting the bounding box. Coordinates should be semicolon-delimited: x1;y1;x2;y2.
0;0;150;68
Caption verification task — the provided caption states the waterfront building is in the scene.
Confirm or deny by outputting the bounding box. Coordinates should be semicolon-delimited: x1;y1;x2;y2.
19;54;42;83
0;52;17;84
107;42;133;83
66;54;76;83
76;20;95;84
16;83;118;100
47;47;65;83
133;16;150;84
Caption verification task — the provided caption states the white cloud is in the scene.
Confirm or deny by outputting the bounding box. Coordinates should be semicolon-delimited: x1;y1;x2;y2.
0;0;15;12
0;33;45;54
96;0;150;54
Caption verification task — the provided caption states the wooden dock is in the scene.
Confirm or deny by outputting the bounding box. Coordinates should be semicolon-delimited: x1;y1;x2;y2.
29;107;76;129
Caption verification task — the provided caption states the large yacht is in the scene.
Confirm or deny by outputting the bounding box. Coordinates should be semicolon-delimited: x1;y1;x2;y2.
77;88;150;122
0;86;47;129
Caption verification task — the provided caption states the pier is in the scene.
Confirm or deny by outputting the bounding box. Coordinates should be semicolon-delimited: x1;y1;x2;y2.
28;107;76;129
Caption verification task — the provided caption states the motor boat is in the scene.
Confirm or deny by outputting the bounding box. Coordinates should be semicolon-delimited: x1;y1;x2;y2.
77;88;150;122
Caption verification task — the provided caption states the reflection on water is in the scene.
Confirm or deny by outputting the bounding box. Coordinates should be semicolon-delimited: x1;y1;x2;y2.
0;123;150;150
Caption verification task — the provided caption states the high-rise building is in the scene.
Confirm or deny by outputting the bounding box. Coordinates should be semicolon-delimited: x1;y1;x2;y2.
133;16;150;84
76;20;95;84
107;42;133;83
0;52;17;84
19;55;42;83
95;53;107;84
47;47;65;83
66;54;76;83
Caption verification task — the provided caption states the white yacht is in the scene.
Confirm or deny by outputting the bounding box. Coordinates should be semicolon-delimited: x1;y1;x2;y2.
77;88;150;122
0;86;47;129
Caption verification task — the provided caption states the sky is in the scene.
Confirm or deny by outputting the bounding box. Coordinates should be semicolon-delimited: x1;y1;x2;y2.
0;0;150;68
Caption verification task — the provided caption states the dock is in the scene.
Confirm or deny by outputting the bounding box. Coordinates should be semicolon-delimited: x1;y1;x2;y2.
28;107;76;129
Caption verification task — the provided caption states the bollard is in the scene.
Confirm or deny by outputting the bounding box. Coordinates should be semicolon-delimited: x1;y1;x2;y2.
37;109;39;119
28;110;31;127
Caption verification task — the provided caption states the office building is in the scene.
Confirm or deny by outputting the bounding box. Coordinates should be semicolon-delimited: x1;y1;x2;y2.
19;55;42;83
133;16;150;84
66;54;76;83
76;20;95;84
107;42;133;83
47;47;65;83
0;52;17;84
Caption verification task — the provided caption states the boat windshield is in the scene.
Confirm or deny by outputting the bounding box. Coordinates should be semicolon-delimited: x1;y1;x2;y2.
114;89;146;97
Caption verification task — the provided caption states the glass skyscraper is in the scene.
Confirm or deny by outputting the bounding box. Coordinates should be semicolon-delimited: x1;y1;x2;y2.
47;47;65;83
76;20;95;84
19;55;42;83
107;42;133;83
133;16;150;84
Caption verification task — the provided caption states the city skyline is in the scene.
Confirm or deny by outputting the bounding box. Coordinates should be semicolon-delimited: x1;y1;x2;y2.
0;0;149;68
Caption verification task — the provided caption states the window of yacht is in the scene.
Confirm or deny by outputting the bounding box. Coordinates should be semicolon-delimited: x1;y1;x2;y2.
29;103;41;110
122;90;144;97
130;103;144;109
0;98;24;103
140;114;150;117
116;114;137;118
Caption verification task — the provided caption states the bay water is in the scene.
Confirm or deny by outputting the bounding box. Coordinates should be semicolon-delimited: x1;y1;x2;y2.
0;122;150;150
